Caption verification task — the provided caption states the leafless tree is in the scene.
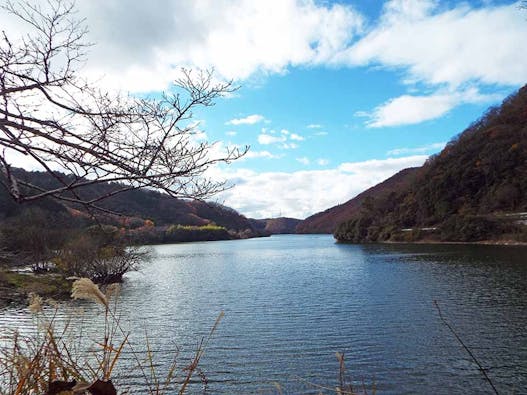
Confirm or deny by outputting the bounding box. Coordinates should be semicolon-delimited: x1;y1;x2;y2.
0;0;246;211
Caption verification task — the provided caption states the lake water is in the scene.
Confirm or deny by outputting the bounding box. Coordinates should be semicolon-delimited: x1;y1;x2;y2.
1;235;526;394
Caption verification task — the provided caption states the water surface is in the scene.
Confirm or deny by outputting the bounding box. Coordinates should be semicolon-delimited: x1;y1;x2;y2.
1;235;526;394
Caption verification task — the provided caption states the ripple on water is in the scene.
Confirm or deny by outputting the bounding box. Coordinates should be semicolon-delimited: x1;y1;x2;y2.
1;235;526;394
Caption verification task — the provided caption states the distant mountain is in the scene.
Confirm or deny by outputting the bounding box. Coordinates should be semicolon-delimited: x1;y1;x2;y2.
335;84;527;243
0;168;262;240
250;217;301;234
296;167;419;234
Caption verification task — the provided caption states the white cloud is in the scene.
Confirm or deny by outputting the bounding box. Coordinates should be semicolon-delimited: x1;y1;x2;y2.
63;0;364;91
339;1;527;88
258;129;303;148
367;93;456;127
317;158;329;166
296;157;310;165
337;155;428;174
258;134;287;145
289;133;305;141
191;131;208;141
364;88;500;127
387;142;446;156
244;150;282;160
314;131;328;136
307;124;323;129
280;142;299;150
226;131;237;136
215;154;428;219
2;0;522;101
226;114;266;125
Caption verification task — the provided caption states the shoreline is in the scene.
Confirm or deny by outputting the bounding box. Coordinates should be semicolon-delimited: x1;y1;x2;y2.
382;239;527;247
0;271;72;309
333;235;527;247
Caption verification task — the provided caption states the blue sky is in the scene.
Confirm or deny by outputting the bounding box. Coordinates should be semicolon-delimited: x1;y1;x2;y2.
2;0;526;219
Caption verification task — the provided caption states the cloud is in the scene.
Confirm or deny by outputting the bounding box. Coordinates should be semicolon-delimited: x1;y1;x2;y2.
226;130;237;136
3;0;523;99
339;1;527;88
244;150;281;160
280;142;299;150
258;129;303;148
66;0;364;91
387;142;446;156
364;88;500;127
216;154;428;219
317;158;329;166
307;124;323;129
289;133;305;141
258;134;287;145
338;155;427;174
296;157;310;165
226;114;266;125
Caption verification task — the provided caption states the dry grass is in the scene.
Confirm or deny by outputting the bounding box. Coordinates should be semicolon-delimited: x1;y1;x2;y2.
0;278;222;395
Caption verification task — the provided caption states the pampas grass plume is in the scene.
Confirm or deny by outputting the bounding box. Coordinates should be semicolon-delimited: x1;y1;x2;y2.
71;278;108;308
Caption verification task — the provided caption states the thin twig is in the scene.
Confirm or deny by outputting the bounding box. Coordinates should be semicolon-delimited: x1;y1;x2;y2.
433;300;499;395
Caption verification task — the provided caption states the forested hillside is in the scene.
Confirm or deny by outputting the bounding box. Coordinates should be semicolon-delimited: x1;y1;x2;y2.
335;85;527;243
0;168;261;241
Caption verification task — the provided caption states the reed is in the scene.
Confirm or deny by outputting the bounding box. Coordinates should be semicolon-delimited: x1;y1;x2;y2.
0;278;221;395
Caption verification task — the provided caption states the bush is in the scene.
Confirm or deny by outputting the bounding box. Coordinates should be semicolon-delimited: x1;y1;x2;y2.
55;227;149;284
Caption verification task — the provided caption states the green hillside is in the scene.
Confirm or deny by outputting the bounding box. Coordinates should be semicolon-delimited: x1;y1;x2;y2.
335;85;527;243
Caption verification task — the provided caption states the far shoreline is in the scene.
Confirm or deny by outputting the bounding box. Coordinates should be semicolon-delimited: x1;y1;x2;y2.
334;237;527;247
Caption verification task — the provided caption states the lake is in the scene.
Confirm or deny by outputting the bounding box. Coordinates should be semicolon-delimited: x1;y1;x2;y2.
1;235;526;394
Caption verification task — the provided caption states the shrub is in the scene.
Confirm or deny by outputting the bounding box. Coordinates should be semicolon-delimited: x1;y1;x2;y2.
55;227;149;284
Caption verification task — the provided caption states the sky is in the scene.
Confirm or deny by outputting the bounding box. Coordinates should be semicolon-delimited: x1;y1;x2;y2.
3;0;527;219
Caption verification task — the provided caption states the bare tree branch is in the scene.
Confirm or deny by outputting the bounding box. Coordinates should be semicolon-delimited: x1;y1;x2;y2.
0;0;247;210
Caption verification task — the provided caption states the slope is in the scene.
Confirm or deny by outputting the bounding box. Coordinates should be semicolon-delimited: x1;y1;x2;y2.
250;217;302;235
0;168;260;239
335;85;527;243
296;167;419;234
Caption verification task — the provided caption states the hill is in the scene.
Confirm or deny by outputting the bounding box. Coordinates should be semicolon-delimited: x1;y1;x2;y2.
249;217;302;235
296;167;419;234
334;85;527;243
0;168;261;241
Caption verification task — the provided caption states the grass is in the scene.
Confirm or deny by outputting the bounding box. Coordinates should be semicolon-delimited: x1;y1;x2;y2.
0;270;72;306
0;278;223;394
